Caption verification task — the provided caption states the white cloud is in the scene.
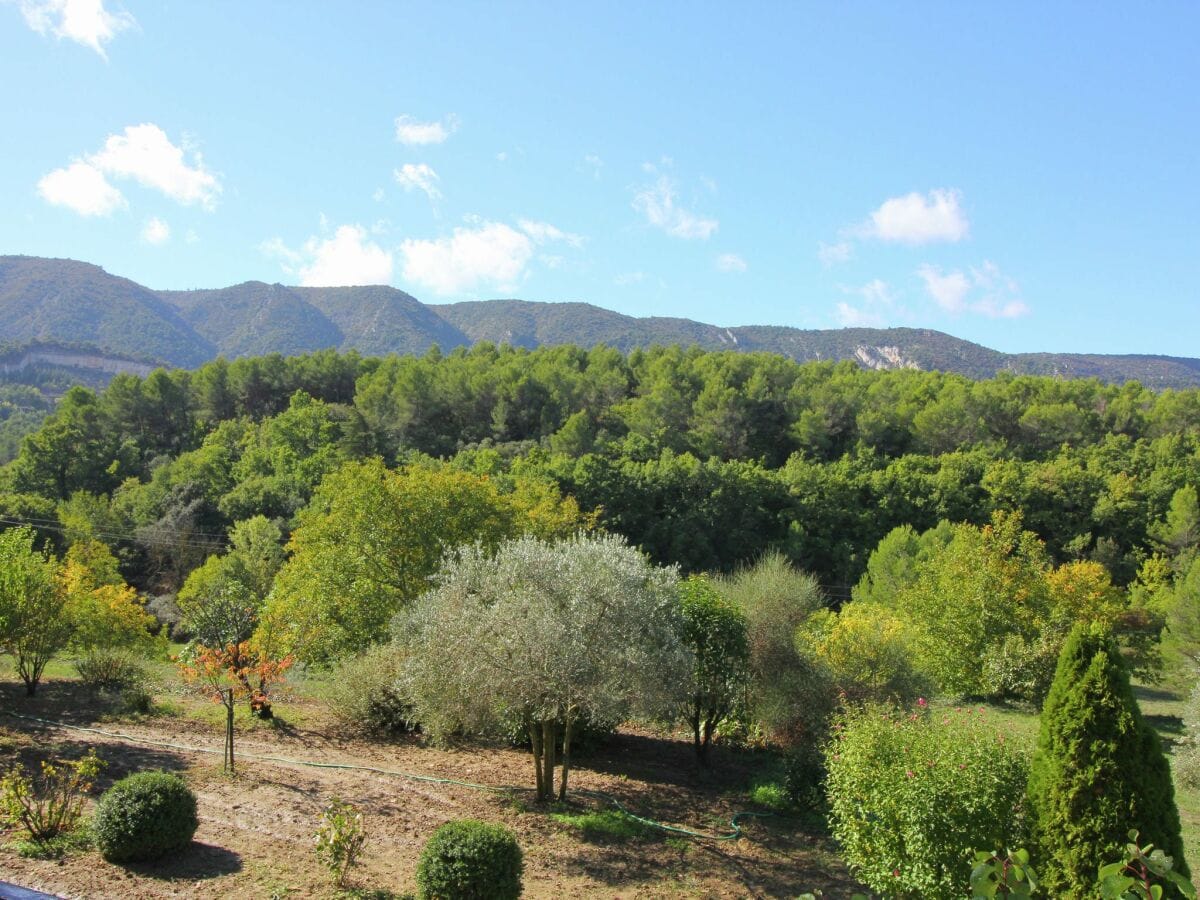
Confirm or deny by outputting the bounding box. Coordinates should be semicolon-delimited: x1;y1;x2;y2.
140;216;169;245
818;240;853;267
400;220;533;295
833;279;897;327
614;271;646;287
518;218;583;248
716;253;747;273
89;124;221;209
185;229;199;244
36;161;125;216
259;236;302;267
372;187;385;202
917;264;971;312
262;226;392;286
393;163;441;201
633;175;718;240
917;261;1028;318
863;188;969;245
496;151;508;162
298;225;393;286
19;0;134;58
583;154;602;179
394;113;459;146
835;302;885;327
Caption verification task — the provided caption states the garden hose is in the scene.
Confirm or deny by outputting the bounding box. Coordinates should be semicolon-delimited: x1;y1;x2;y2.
1;710;770;841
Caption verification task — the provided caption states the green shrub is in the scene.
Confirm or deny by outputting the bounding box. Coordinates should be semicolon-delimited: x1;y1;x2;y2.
75;651;148;691
782;742;826;811
1;749;103;844
92;772;198;863
416;819;522;900
1028;624;1188;899
326;643;418;736
824;702;1030;900
314;798;366;887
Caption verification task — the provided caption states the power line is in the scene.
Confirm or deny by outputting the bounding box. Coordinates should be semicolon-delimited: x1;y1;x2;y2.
0;514;229;552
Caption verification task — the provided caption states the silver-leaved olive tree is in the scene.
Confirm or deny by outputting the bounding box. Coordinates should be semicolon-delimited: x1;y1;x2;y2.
399;532;689;801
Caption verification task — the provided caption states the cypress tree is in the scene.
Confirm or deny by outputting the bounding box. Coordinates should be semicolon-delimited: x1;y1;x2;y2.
1028;623;1187;898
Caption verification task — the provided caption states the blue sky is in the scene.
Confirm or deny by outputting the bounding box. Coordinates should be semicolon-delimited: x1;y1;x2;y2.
1;2;1197;355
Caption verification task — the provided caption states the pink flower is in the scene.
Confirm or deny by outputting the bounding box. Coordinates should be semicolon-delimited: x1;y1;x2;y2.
917;697;928;708
906;769;915;778
893;869;901;878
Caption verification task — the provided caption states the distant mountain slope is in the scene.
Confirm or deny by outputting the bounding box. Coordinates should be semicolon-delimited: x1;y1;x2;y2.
158;282;343;359
294;285;469;356
1;255;1198;388
0;256;212;367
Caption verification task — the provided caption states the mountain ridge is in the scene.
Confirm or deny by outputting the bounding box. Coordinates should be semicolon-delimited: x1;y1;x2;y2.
1;255;1198;388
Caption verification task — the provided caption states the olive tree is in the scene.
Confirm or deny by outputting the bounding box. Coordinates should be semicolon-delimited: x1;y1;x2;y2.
400;532;689;801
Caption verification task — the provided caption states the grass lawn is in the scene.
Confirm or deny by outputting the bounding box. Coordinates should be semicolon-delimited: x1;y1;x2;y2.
961;680;1199;875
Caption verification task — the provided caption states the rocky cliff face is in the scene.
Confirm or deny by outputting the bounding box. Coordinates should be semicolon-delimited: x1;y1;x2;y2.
853;345;920;370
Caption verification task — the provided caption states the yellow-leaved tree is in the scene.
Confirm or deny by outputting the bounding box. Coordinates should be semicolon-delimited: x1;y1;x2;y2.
257;459;587;665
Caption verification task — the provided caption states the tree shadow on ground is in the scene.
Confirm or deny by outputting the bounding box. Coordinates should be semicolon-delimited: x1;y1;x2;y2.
583;730;770;794
1136;684;1184;703
0;732;189;791
0;678;131;728
121;841;243;881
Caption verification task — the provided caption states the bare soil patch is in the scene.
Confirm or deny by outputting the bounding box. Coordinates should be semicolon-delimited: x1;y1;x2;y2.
0;678;862;898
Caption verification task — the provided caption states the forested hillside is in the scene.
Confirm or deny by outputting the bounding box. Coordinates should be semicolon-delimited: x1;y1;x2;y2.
3;343;1199;599
4;255;1200;388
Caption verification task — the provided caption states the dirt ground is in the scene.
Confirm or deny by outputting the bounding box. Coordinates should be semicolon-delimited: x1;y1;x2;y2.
0;678;864;899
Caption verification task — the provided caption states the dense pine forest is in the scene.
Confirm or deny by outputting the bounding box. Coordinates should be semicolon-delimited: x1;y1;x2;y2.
4;342;1198;594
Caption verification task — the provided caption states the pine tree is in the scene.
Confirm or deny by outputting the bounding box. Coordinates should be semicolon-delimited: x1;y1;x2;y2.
1027;623;1188;898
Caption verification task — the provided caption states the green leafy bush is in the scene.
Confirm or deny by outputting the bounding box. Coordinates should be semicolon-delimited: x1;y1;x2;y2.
92;771;198;863
416;819;523;900
824;702;1030;900
314;798;366;887
326;643;418;735
75;651;148;691
1028;624;1187;898
1;749;103;844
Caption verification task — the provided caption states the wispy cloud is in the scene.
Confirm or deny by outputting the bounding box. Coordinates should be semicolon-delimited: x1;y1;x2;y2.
518;218;583;248
394;113;459;146
633;173;718;240
140;216;169;245
716;253;747;273
917;261;1028;318
818;240;853;267
18;0;134;58
834;279;897;327
393;163;442;201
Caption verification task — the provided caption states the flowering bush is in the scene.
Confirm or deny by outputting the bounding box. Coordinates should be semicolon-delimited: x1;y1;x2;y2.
824;702;1030;899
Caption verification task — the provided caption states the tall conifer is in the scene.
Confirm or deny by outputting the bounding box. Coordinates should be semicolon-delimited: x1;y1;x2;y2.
1028;623;1187;898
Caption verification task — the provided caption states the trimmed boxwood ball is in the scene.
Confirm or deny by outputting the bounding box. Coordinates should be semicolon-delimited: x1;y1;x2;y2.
92;771;199;863
416;819;523;900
